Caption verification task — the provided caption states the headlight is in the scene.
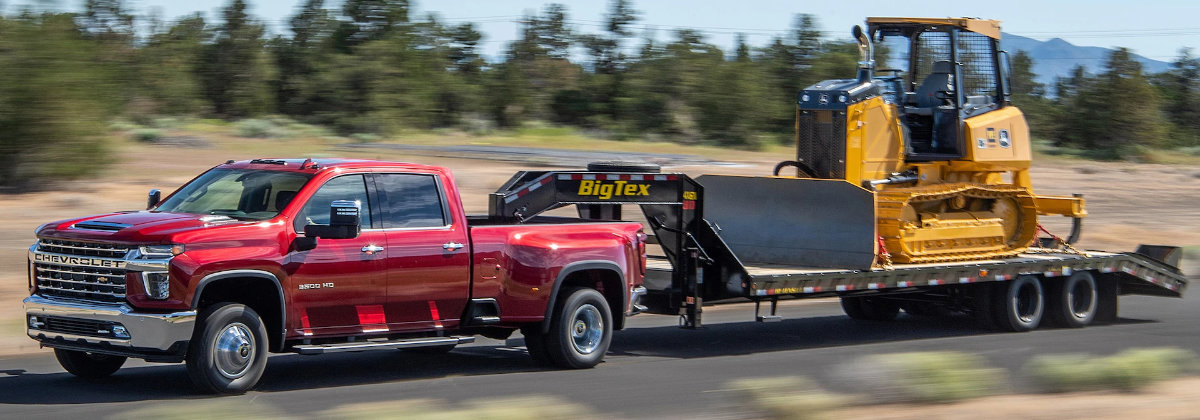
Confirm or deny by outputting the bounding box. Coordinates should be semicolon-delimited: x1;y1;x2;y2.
142;272;171;300
139;244;184;258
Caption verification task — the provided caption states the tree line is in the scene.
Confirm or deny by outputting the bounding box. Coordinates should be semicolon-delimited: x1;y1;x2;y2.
1;0;1198;188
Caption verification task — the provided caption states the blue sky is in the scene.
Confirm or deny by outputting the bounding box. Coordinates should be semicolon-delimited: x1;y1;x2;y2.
9;0;1199;62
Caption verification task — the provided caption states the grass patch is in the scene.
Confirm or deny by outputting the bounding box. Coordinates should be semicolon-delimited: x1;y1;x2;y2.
725;376;848;420
1025;347;1200;392
844;352;1008;403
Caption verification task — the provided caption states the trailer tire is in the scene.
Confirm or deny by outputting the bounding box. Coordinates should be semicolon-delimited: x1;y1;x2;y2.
992;275;1044;332
840;297;900;321
54;349;126;379
1046;271;1098;328
186;303;269;394
586;161;661;173
544;288;613;369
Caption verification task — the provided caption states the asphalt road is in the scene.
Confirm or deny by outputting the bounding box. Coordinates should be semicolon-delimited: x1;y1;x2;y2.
1;289;1196;418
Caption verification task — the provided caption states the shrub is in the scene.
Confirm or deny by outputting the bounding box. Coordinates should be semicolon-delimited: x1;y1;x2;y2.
1025;347;1199;392
842;352;1008;403
235;119;288;138
726;376;847;420
131;128;163;143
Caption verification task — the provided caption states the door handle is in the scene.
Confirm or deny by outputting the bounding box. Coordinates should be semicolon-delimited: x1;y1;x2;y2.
361;244;385;254
443;242;465;251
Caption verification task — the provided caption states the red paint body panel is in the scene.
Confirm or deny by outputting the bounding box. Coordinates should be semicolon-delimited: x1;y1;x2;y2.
32;159;643;343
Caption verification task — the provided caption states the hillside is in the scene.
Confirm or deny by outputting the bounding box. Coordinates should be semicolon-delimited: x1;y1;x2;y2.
1001;33;1171;88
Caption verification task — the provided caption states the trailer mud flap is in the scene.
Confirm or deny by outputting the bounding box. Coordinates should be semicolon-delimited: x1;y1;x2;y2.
695;175;876;270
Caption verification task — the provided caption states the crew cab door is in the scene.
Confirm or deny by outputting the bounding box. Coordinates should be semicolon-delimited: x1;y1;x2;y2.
288;174;389;337
372;173;471;331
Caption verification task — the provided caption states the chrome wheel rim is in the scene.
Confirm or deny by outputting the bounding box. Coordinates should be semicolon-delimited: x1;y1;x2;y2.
214;322;255;379
570;304;604;355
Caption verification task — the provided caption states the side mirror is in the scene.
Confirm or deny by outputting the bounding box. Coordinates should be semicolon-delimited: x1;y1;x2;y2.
303;200;361;240
147;189;161;210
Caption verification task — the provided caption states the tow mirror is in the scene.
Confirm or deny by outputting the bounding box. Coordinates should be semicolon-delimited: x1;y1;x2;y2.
303;200;361;240
147;189;161;210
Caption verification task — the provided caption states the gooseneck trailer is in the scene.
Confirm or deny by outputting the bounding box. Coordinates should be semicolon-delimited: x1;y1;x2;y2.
490;163;1187;332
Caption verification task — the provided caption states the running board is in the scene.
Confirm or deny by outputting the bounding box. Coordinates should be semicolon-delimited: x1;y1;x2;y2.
293;336;475;355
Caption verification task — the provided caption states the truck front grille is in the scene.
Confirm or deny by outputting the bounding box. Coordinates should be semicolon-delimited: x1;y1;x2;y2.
37;239;131;259
34;239;130;303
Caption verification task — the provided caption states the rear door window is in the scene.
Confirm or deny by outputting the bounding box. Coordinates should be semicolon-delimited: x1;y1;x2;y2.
374;174;448;228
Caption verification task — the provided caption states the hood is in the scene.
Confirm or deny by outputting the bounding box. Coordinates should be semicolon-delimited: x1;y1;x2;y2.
37;211;254;243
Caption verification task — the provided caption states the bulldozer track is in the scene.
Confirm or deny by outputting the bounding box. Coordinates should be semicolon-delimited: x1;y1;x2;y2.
877;183;1039;264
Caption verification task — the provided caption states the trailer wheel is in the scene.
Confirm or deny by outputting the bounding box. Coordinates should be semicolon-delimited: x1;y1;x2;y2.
54;349;126;379
544;288;613;369
840;296;900;321
586;161;661;173
992;275;1044;332
1046;271;1098;328
186;303;269;394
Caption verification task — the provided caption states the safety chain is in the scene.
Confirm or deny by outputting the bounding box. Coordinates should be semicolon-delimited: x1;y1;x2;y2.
876;235;894;270
1036;224;1090;257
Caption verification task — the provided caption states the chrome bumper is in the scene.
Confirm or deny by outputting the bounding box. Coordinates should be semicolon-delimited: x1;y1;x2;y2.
627;286;648;316
24;295;196;352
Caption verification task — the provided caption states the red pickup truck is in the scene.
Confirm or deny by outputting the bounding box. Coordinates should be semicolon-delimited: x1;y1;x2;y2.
25;158;646;394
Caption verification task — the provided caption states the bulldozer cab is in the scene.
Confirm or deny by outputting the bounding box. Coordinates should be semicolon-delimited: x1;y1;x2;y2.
866;18;1010;161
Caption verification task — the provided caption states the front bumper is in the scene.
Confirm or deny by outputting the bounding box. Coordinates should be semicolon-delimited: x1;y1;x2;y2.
24;295;196;361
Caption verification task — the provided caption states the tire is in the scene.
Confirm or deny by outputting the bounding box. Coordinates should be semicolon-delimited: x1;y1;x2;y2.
519;326;553;366
1046;271;1098;328
54;349;125;379
586;161;661;173
992;275;1044;332
186;303;270;394
840;296;900;321
543;288;613;369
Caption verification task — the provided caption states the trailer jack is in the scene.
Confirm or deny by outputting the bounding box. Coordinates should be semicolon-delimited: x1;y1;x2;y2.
755;298;782;322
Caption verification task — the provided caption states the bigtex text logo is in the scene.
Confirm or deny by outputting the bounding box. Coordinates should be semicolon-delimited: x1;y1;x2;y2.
577;180;650;199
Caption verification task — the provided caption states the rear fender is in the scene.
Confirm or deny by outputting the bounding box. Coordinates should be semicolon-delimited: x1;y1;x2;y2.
540;260;626;333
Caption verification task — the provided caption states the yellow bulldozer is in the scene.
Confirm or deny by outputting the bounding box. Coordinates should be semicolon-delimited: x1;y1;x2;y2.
773;17;1086;264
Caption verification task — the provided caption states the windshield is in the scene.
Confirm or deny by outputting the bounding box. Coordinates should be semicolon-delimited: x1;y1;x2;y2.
155;169;312;220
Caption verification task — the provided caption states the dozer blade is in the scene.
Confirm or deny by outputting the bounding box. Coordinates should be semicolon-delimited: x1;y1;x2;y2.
695;175;876;270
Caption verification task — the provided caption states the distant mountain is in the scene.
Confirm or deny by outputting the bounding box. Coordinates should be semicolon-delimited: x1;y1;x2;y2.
1000;33;1172;90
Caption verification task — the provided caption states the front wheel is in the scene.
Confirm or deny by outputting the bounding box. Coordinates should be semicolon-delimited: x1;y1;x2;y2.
186;303;270;394
54;349;126;379
544;288;613;369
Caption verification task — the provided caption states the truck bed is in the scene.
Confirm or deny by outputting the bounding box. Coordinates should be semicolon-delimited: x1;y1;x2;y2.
646;248;1187;300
